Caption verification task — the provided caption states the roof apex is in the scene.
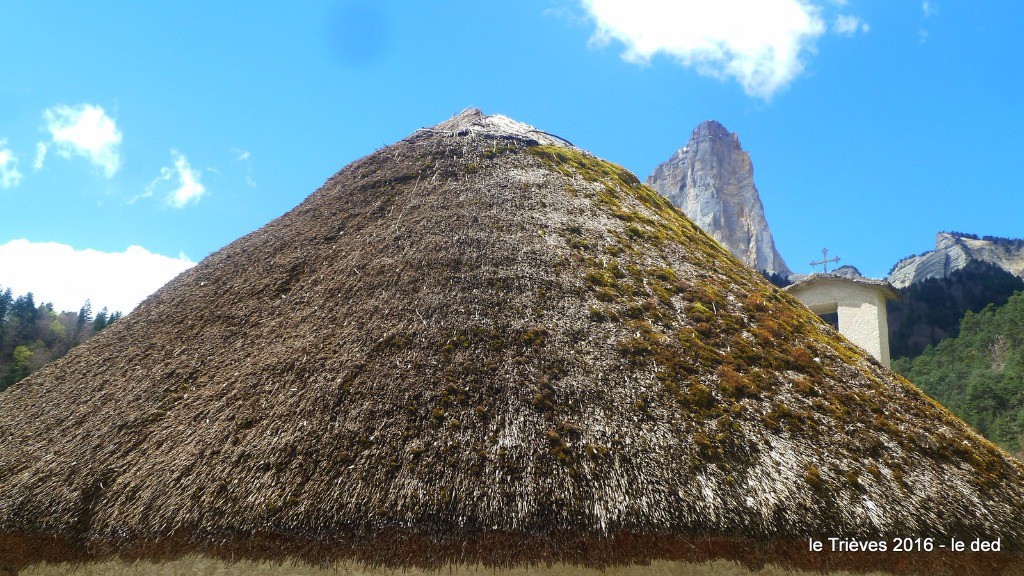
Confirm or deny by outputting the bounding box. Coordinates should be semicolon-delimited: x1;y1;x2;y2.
785;273;900;300
412;108;575;148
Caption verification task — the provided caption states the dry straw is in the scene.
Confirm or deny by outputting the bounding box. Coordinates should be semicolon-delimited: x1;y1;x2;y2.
2;110;1023;575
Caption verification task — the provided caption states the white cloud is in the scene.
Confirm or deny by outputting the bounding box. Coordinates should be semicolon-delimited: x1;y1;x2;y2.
147;150;206;208
919;2;935;41
580;0;827;99
835;14;870;35
231;148;256;188
33;142;47;171
0;140;23;189
0;239;194;313
43;103;122;177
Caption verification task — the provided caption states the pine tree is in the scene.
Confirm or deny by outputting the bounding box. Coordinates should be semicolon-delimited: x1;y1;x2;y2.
9;293;39;344
895;290;1024;452
0;287;12;323
0;289;115;390
93;307;109;333
0;287;12;351
76;299;93;341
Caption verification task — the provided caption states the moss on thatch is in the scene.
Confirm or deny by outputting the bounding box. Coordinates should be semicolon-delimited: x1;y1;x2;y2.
1;109;1024;576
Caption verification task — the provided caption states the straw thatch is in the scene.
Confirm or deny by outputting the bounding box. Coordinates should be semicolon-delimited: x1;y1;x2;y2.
2;109;1023;576
18;557;897;576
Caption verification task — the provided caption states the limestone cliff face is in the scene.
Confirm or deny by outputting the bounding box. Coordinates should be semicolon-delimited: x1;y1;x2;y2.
646;120;792;276
887;232;1024;288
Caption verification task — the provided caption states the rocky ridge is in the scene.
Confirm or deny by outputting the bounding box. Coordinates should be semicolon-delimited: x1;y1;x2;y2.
888;232;1024;289
646;121;791;276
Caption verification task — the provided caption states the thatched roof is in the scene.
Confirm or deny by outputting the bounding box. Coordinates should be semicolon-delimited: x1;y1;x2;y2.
2;109;1023;575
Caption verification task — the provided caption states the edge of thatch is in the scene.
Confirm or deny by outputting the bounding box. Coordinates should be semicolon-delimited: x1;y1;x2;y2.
4;531;1022;576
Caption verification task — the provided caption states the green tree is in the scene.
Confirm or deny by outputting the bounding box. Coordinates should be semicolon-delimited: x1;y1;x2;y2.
76;299;92;340
0;288;118;391
0;286;11;322
1;345;33;392
93;307;109;333
0;286;12;351
9;293;39;343
897;290;1024;452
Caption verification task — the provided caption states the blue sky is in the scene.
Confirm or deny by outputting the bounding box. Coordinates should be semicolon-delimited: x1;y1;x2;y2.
0;1;1021;313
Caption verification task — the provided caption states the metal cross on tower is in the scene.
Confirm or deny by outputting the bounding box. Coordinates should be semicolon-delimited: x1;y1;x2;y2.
810;247;840;273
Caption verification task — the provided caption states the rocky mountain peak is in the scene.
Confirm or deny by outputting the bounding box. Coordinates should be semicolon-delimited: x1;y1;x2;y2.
831;264;864;279
646;121;792;276
887;231;1024;288
692;119;735;142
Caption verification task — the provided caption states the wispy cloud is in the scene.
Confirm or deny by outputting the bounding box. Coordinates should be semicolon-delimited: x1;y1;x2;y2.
918;2;936;43
33;142;47;171
42;103;122;178
231;148;256;187
146;150;206;208
835;14;869;36
579;0;827;99
0;238;194;313
543;5;591;27
0;139;23;189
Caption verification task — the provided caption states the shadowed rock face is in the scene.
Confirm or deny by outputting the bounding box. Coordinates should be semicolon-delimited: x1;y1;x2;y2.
647;120;792;276
2;110;1024;576
888;232;1024;288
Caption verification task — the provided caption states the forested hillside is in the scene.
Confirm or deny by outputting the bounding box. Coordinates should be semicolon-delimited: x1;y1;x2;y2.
0;285;120;392
894;290;1024;454
888;260;1024;359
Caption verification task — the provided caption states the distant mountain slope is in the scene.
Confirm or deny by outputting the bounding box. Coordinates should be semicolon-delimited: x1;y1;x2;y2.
888;232;1024;288
646;121;791;276
888;260;1024;359
894;290;1024;454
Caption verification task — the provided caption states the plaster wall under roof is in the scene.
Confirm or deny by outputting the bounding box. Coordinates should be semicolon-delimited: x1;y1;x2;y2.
785;276;895;368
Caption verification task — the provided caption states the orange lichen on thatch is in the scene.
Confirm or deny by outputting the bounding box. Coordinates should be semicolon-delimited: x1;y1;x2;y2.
1;110;1023;576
